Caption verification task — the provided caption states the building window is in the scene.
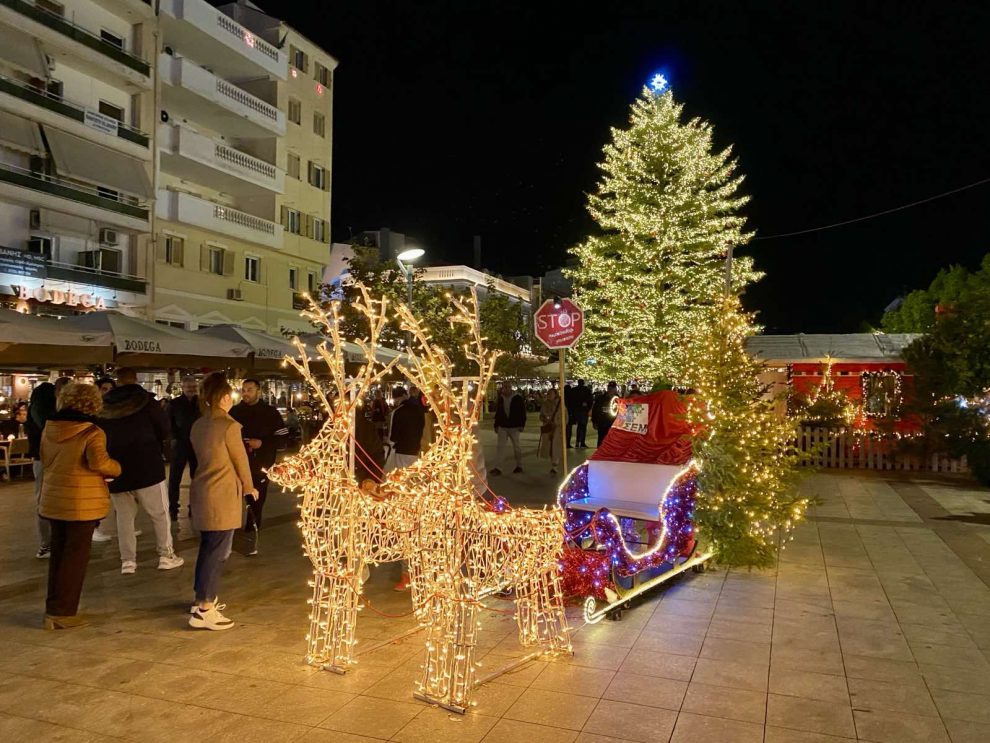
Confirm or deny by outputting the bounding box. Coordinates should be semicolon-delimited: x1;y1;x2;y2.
288;267;298;290
36;0;63;16
290;45;308;72
282;207;301;235
313;218;327;243
308;162;327;189
100;29;124;50
308;271;318;293
288;98;301;125
99;100;124;124
287;152;300;179
245;255;260;283
313;112;326;137
315;62;330;86
163;235;184;266
208;247;224;275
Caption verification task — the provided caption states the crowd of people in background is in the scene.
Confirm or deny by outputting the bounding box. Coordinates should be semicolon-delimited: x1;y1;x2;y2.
4;371;640;630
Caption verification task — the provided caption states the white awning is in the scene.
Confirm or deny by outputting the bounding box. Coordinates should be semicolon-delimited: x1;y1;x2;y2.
0;308;113;365
0;110;43;155
64;312;252;360
0;27;47;77
44;127;153;198
196;325;298;361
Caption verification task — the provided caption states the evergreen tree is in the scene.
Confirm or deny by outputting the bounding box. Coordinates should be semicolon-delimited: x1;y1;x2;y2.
567;86;758;384
683;296;808;567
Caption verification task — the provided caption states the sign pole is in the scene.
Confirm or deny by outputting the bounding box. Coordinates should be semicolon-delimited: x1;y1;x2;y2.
559;348;567;475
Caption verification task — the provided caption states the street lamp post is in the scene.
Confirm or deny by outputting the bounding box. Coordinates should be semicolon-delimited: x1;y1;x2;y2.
396;247;425;351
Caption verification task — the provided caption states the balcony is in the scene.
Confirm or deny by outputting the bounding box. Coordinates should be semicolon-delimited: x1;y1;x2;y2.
159;124;283;198
159;0;285;82
160;54;285;138
0;73;149;149
156;189;282;249
0;0;150;87
0;163;149;231
0;247;146;295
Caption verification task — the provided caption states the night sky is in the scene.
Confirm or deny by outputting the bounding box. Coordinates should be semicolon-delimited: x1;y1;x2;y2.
275;0;990;333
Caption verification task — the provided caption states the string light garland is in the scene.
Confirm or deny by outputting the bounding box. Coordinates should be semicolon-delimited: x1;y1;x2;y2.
269;286;571;714
860;369;903;418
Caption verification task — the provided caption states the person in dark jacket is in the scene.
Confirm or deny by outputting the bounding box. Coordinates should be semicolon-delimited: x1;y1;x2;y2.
230;379;288;556
591;381;620;447
387;386;426;469
354;406;385;485
26;378;70;559
167;376;200;520
491;381;526;475
571;379;593;449
97;368;183;575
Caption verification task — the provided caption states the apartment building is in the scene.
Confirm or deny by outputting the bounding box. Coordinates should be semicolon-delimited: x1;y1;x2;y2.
0;0;155;316
153;0;334;334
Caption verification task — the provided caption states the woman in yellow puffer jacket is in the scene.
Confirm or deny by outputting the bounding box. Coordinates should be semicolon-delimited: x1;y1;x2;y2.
39;382;121;629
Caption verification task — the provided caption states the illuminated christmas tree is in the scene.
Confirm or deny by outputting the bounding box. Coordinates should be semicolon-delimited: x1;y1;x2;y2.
568;78;759;384
684;295;808;567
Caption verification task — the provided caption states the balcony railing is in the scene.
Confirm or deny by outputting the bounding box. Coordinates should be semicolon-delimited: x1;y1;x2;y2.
213;204;276;237
0;73;149;147
216;13;279;62
214;142;277;180
46;260;146;293
0;0;150;76
215;78;279;124
0;162;148;220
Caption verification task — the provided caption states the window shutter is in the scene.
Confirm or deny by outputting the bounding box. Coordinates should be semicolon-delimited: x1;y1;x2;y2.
324;223;331;243
304;214;314;239
280;205;289;229
222;250;234;276
200;244;210;272
174;240;184;267
155;237;166;262
307;161;315;186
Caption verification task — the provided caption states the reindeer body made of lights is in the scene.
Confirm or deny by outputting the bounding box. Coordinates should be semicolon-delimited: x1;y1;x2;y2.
269;286;570;712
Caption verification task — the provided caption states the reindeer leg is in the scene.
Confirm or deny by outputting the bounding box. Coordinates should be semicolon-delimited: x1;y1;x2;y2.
416;580;478;713
514;561;572;656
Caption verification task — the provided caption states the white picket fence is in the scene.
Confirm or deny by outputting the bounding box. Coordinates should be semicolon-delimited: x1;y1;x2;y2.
797;427;969;473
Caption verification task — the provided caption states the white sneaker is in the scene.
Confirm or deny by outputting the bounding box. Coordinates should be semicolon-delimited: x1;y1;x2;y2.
92;531;114;543
189;604;235;631
121;561;137;575
190;596;218;614
157;553;184;571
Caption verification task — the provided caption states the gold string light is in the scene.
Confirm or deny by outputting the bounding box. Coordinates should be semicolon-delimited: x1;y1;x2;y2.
269;286;570;712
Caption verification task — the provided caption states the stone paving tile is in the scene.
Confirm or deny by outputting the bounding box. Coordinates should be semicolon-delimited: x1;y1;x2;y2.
530;663;616;698
320;696;422;739
503;688;599;731
929;688;990;725
680;681;766;723
769;668;850;704
764;727;855;742
392;706;498;743
942;718;990;743
582;699;678;742
846;677;939;717
766;694;856;739
615;648;696;681
852;709;950;742
669;711;763;743
482;718;578;743
601;670;686;710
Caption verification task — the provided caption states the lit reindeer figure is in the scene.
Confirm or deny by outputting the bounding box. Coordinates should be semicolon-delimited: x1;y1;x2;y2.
268;287;411;672
393;291;571;712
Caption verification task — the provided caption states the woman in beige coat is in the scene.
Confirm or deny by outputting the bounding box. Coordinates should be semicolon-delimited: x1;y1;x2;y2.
538;386;563;475
187;373;257;631
39;383;121;629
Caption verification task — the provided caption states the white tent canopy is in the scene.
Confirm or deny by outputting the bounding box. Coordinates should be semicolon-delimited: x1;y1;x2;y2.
195;324;299;363
64;312;251;365
0;309;113;365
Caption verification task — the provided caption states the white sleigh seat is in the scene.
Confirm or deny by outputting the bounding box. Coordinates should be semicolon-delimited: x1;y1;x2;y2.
566;461;687;522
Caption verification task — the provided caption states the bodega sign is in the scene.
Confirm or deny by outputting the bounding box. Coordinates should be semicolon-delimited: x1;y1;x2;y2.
534;297;584;350
14;285;106;310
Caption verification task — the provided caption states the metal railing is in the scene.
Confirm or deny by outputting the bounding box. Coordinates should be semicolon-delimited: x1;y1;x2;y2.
216;13;279;62
0;162;148;220
0;73;149;147
0;0;150;76
214;143;277;180
46;259;147;293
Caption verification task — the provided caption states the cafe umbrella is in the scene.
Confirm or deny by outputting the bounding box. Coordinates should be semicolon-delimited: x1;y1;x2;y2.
0;308;113;367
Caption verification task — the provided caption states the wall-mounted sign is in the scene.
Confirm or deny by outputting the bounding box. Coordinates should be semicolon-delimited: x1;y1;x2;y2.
14;285;106;309
0;247;46;279
84;109;120;136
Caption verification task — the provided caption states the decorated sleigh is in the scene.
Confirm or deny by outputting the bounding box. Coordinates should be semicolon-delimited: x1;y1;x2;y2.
558;390;712;622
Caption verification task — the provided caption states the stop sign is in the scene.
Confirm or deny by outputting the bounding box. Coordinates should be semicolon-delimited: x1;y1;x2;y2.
534;298;584;350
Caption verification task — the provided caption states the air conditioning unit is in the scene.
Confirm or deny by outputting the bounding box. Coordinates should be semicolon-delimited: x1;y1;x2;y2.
99;228;119;246
26;236;52;257
29;209;41;230
227;288;244;301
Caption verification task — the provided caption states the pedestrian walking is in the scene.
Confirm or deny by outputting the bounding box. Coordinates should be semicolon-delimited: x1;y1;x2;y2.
571;379;593;448
39;383;121;629
188;373;258;630
386;385;426;591
167;376;200;521
26;378;71;559
491;381;526;475
97;368;183;575
230;379;287;556
592;381;620;447
539;386;563;474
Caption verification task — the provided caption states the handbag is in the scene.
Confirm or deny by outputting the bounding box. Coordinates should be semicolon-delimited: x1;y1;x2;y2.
540;401;559;434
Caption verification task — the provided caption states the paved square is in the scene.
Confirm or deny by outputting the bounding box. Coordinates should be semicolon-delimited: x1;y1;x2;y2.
2;430;989;741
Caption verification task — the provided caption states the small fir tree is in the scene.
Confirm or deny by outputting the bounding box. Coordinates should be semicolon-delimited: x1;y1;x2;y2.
567;86;759;385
